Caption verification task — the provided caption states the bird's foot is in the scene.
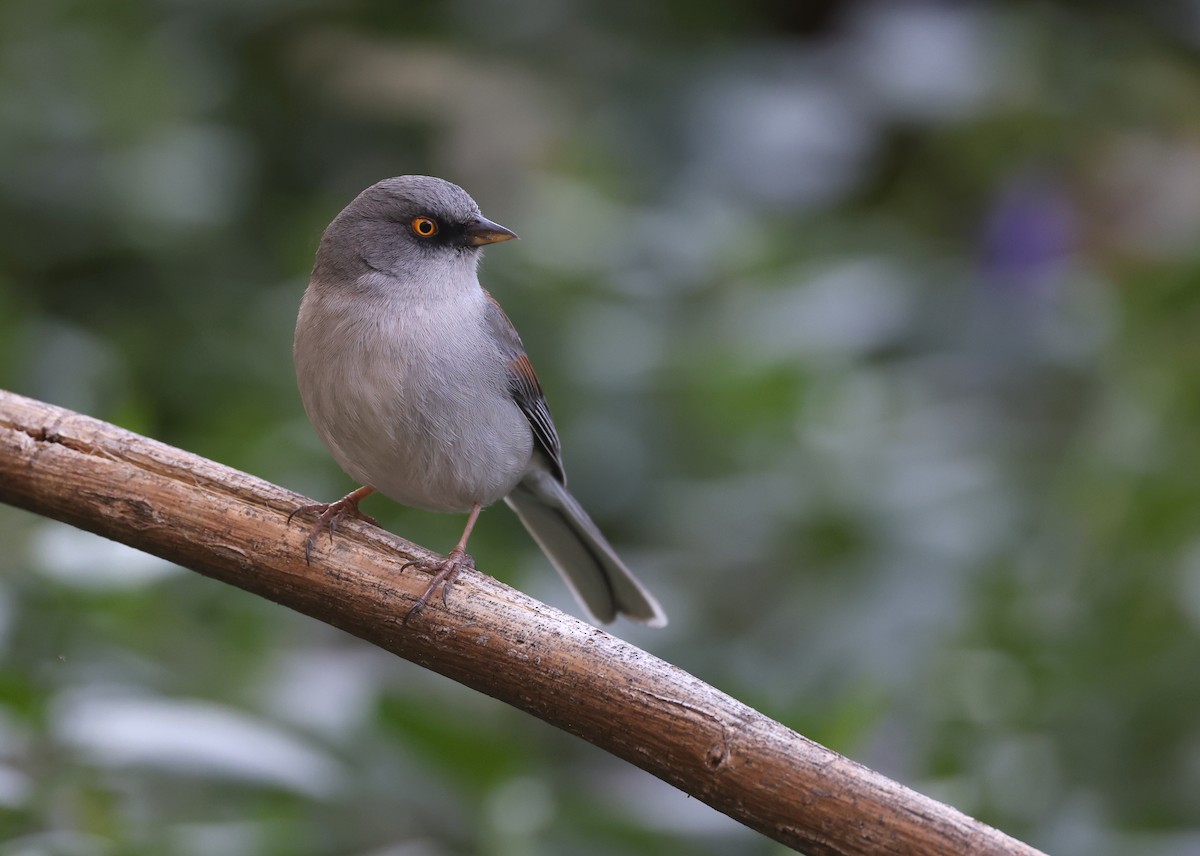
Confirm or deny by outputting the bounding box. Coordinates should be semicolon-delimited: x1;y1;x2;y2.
288;488;379;564
401;548;475;624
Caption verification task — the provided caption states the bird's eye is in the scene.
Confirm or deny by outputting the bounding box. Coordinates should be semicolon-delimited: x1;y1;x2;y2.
411;216;439;238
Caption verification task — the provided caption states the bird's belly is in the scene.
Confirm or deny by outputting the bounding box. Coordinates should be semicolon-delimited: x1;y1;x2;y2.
296;312;534;514
345;417;531;514
315;378;533;512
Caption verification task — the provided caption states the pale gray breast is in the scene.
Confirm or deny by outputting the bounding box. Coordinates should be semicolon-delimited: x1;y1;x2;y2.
295;279;534;513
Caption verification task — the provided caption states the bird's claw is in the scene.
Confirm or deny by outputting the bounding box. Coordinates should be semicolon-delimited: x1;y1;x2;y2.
287;497;379;564
401;549;475;624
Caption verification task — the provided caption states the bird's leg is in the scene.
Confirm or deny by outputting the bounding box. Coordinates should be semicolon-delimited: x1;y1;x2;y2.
403;502;483;624
288;485;378;564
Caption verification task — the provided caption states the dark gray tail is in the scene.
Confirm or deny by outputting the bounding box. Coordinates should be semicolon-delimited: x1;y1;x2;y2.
505;478;667;627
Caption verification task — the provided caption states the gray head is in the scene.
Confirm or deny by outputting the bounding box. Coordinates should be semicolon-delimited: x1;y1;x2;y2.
312;175;516;287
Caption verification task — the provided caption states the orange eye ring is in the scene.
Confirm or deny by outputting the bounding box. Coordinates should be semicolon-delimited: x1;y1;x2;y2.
411;216;439;238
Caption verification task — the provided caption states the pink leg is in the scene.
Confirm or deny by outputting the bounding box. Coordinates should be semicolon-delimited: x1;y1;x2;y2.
403;502;483;623
288;485;378;564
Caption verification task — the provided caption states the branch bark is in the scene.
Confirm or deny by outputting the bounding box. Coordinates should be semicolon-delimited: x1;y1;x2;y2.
0;389;1045;856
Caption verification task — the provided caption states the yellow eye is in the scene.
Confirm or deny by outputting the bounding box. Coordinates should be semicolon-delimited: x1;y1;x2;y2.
411;216;438;238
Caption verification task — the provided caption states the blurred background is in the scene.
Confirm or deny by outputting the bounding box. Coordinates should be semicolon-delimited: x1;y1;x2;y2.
2;0;1200;854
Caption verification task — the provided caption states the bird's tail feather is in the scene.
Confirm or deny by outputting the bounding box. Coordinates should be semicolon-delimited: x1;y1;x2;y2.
505;478;667;627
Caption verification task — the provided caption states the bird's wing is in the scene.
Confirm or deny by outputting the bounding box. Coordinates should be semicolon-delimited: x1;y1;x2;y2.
483;291;566;484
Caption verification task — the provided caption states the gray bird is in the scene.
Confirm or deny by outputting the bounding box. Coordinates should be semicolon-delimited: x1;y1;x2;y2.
291;175;667;627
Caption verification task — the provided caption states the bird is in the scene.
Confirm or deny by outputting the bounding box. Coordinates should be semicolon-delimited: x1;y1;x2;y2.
290;175;667;627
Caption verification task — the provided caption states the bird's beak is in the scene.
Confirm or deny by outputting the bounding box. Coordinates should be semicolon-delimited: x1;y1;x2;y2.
465;215;518;246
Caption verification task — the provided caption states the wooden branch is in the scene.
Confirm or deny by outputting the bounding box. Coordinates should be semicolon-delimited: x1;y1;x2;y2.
0;389;1045;856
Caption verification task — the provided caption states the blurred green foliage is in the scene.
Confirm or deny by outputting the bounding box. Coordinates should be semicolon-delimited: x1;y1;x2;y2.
3;1;1200;854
